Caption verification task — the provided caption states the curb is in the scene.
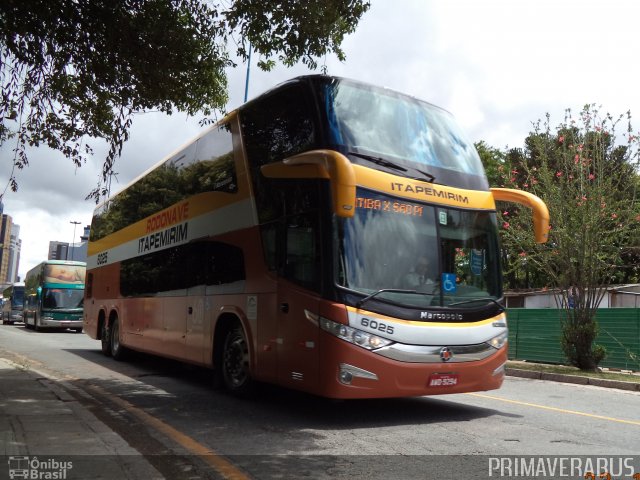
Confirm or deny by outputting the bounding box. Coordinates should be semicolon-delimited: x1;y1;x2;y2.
506;368;640;392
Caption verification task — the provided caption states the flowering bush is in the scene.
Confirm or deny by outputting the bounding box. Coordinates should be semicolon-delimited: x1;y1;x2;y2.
479;105;640;369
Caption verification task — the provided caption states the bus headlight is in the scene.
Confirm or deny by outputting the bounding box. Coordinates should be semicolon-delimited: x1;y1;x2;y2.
319;317;393;350
488;331;509;350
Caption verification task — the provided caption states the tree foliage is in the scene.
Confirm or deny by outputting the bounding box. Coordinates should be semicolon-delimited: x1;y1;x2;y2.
487;105;640;369
0;0;370;201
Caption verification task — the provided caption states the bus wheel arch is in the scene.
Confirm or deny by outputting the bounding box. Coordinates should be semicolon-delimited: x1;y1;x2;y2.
214;314;254;395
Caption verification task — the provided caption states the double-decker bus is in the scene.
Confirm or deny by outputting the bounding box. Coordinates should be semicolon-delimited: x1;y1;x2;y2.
24;260;86;332
2;283;25;325
84;75;548;399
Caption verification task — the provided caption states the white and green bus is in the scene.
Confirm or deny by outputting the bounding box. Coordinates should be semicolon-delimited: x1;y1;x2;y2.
24;260;86;332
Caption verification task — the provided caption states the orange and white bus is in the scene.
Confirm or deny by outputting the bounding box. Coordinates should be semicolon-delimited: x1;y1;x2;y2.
84;75;548;399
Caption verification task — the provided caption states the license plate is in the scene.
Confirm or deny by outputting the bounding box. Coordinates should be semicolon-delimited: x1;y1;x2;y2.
428;373;459;387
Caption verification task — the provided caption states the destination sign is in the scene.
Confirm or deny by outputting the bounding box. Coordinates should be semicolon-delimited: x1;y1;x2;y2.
355;197;424;217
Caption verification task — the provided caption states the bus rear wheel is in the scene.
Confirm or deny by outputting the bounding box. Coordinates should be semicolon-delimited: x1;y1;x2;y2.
221;325;254;395
110;317;127;361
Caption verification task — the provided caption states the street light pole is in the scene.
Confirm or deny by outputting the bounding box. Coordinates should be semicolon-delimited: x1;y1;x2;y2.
69;221;80;261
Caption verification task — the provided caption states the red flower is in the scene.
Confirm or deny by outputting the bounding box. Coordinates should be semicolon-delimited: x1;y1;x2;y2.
502;221;510;229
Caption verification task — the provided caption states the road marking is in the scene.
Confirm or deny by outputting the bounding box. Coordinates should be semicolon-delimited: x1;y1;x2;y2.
86;384;251;480
468;392;640;426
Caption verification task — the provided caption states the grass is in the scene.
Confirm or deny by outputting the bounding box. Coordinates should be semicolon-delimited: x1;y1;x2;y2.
506;360;640;384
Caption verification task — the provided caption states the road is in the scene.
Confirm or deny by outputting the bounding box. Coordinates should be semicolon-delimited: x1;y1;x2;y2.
1;323;639;479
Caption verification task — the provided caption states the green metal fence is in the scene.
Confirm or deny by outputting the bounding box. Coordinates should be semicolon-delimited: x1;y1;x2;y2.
506;308;640;371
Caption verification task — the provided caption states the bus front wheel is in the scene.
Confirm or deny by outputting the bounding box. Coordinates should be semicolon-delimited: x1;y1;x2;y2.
221;325;254;395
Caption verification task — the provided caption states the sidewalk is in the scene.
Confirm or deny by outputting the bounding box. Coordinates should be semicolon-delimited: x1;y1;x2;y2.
506;362;640;392
0;357;163;480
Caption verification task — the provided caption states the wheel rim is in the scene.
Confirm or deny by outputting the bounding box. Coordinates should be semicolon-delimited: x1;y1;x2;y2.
223;330;248;388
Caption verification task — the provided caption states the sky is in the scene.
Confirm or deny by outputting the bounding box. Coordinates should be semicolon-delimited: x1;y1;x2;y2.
2;0;640;280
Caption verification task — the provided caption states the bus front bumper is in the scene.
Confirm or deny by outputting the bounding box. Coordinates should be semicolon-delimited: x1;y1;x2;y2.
318;332;508;399
40;316;83;329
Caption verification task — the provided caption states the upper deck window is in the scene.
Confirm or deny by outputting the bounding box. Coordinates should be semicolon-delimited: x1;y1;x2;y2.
90;123;235;242
241;84;316;169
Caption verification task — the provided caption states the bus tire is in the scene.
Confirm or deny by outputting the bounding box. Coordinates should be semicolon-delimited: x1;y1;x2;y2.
98;314;111;355
110;317;127;361
221;325;254;395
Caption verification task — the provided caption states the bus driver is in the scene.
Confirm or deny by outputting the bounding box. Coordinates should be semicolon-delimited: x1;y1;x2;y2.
403;256;436;291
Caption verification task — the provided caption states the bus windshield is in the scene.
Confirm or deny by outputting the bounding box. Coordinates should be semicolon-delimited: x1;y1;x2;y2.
42;288;84;309
321;78;488;190
11;289;24;306
336;189;502;309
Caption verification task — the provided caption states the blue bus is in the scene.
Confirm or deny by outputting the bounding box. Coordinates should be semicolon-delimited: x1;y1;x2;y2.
2;282;25;325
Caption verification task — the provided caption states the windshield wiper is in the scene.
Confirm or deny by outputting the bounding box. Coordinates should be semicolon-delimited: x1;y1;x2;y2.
348;152;407;172
411;168;436;183
448;298;505;311
348;152;436;182
355;288;419;309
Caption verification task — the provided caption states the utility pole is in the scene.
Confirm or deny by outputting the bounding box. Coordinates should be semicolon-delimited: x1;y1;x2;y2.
244;44;252;103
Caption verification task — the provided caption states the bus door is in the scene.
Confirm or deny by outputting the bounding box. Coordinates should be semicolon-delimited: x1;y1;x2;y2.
277;281;320;389
185;285;207;364
276;216;321;389
162;293;189;359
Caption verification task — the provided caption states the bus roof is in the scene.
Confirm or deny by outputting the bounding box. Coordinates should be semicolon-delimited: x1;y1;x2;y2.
37;260;86;266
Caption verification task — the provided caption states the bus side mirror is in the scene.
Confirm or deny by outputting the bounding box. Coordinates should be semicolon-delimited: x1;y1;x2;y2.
261;150;356;218
490;188;550;243
36;286;42;297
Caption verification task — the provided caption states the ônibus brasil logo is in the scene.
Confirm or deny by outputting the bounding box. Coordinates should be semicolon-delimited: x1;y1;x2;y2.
7;456;73;479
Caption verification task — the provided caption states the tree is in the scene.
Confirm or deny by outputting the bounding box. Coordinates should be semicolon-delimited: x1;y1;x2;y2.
0;0;370;201
476;141;548;289
495;105;640;370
